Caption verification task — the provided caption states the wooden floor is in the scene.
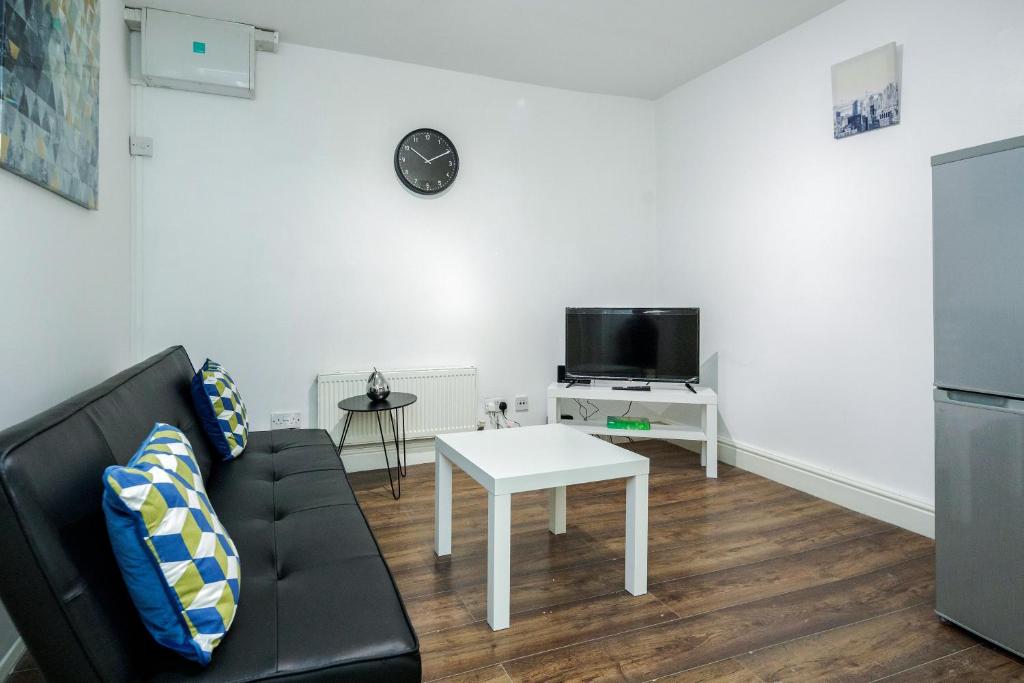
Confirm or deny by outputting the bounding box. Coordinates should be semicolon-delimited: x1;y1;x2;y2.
348;440;1024;683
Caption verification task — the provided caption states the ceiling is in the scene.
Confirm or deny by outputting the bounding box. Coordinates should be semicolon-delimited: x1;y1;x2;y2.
133;0;845;99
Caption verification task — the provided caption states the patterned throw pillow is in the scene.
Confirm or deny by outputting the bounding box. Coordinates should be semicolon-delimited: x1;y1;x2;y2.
191;359;249;460
132;423;206;493
103;426;241;665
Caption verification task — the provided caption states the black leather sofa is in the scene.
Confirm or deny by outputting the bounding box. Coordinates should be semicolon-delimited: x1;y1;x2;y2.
0;347;420;682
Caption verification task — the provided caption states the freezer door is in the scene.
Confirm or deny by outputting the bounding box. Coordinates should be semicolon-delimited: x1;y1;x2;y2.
933;145;1024;398
935;389;1024;656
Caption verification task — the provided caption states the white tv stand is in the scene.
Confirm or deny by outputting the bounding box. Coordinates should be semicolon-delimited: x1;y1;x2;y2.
546;381;719;478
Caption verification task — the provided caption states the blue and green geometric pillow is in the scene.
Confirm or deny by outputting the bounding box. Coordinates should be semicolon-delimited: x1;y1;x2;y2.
132;423;207;493
103;425;241;665
191;359;249;460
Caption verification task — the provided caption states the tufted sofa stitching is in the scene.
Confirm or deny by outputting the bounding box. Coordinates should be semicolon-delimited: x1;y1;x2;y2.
272;501;359;523
269;443;327;455
271;467;343;483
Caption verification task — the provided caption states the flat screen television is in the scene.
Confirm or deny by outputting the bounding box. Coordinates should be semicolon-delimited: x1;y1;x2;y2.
565;307;700;383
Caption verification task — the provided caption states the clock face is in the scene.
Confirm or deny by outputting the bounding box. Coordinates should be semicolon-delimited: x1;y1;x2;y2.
394;128;459;195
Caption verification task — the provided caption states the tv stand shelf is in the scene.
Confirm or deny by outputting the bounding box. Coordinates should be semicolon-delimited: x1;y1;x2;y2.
546;382;719;478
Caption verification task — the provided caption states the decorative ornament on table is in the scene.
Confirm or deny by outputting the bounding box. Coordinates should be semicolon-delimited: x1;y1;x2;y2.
366;368;390;401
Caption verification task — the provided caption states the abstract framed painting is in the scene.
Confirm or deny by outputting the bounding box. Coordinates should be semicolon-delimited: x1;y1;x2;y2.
832;42;901;140
1;0;100;208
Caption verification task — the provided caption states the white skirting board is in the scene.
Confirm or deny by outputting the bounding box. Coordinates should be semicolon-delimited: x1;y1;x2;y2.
718;438;935;538
0;637;26;680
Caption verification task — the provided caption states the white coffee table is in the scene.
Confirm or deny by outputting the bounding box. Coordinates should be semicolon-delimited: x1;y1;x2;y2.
433;424;650;630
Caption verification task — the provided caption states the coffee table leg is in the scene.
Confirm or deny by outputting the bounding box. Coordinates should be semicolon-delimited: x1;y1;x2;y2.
487;492;512;630
434;449;452;557
625;474;648;596
548;486;566;535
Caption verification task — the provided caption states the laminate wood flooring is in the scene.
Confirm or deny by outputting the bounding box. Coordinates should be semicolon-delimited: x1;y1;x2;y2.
348;439;1024;683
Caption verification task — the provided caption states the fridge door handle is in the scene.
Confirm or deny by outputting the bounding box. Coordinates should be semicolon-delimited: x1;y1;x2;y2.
936;389;1024;414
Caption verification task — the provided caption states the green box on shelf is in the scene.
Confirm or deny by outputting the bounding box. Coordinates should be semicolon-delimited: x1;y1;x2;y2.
607;416;651;431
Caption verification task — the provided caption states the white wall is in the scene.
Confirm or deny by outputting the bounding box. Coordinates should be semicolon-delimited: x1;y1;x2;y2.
136;44;657;431
0;0;132;663
656;0;1024;506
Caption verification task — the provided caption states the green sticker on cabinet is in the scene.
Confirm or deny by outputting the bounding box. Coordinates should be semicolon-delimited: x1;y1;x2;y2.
192;41;206;54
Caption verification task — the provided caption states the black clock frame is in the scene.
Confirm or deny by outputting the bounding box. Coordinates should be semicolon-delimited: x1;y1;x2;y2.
394;128;459;195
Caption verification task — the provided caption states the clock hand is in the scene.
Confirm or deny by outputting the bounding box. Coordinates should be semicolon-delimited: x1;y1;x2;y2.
425;150;451;163
410;147;431;163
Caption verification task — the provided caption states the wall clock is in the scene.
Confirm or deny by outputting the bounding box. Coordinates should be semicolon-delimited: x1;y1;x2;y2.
394;128;459;195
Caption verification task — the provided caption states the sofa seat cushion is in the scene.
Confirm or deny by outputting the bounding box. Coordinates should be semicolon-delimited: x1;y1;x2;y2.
146;428;419;681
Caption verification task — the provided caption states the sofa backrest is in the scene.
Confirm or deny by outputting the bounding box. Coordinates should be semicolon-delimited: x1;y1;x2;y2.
0;346;216;682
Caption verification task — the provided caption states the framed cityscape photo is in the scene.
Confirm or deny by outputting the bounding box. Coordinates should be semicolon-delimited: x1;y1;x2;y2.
832;42;900;140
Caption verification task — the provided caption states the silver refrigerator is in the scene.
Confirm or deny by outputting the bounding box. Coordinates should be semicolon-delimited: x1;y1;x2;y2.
933;135;1024;657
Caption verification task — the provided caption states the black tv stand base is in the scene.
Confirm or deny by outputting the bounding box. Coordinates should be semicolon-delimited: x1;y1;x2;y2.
685;383;697;394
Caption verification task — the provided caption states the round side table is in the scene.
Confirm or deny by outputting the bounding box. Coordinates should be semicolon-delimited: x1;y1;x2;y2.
337;392;417;500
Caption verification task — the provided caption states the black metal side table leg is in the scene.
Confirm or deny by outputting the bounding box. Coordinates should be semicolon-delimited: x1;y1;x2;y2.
375;411;400;500
400;406;408;476
387;408;408;477
336;411;354;455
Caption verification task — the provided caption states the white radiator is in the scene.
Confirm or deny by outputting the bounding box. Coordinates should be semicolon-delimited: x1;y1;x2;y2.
317;367;478;446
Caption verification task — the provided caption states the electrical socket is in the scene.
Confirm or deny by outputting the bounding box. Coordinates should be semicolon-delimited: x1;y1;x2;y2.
270;411;302;429
484;397;507;414
515;395;529;412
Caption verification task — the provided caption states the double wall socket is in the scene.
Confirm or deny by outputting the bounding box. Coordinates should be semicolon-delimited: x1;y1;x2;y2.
270;411;302;429
486;396;528;413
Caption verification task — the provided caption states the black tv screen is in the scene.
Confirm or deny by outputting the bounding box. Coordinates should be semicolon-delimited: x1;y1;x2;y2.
565;308;700;383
